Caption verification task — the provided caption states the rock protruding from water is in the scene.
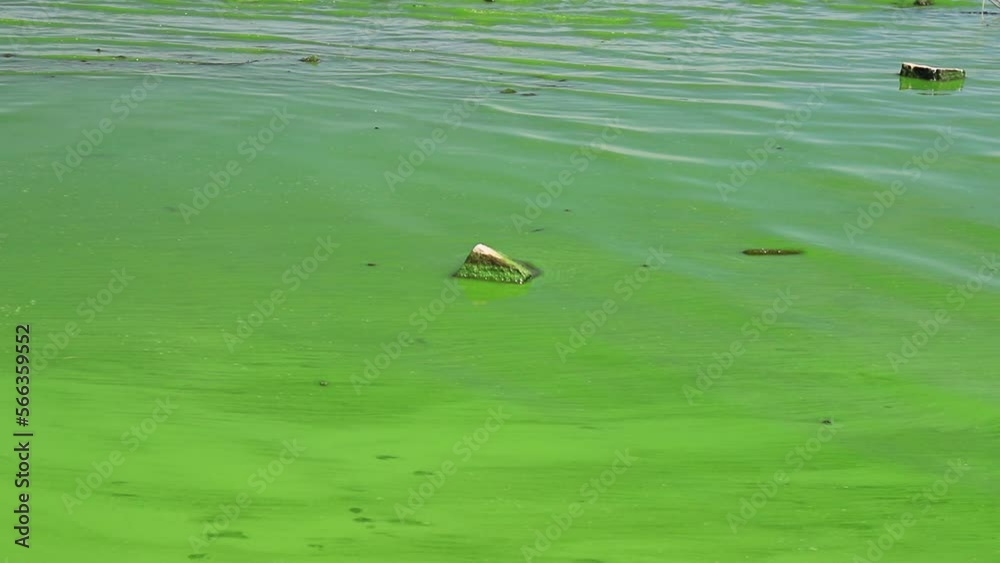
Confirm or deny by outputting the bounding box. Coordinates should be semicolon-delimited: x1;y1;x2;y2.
900;62;965;82
454;244;536;284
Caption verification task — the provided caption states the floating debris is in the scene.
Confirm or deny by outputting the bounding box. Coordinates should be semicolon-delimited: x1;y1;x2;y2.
900;62;965;82
742;249;804;256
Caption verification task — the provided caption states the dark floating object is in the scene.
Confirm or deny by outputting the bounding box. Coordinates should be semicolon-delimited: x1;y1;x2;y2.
454;243;539;284
366;262;377;267
913;0;932;5
375;454;398;460
349;507;363;514
206;530;248;539
318;380;329;387
899;62;965;82
187;59;259;66
500;88;517;94
300;55;321;64
177;59;260;66
821;418;833;425
520;92;537;96
2;53;14;58
353;517;374;523
742;249;804;256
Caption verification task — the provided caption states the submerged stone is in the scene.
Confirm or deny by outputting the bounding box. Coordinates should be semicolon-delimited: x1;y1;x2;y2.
899;62;965;82
453;244;537;284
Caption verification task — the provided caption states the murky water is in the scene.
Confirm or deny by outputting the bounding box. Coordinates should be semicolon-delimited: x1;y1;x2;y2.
1;1;998;562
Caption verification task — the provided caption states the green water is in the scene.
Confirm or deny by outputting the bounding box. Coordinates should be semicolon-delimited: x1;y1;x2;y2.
2;1;999;562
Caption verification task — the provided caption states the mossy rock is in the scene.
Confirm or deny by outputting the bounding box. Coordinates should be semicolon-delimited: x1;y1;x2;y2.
453;244;538;284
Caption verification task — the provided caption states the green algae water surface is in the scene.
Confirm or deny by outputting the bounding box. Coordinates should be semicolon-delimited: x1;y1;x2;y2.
1;1;999;562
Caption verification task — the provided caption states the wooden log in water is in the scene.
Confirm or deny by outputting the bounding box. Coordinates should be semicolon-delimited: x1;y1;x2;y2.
742;249;804;256
899;62;966;82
